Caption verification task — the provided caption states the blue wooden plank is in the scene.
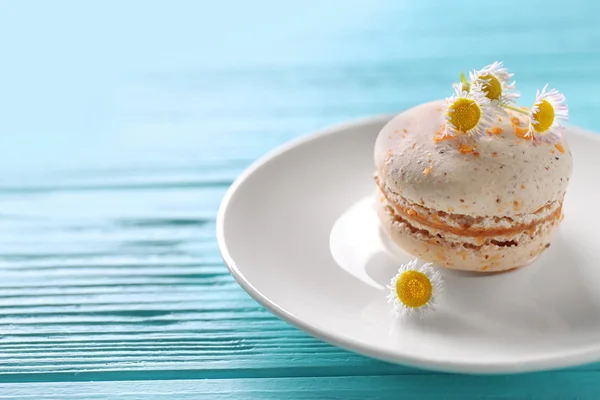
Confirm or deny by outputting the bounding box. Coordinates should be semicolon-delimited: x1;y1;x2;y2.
3;373;600;399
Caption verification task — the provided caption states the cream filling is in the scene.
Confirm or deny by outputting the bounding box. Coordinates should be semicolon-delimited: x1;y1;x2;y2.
377;185;562;248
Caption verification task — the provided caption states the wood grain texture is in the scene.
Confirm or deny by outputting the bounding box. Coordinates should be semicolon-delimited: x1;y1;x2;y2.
3;374;600;399
0;0;599;397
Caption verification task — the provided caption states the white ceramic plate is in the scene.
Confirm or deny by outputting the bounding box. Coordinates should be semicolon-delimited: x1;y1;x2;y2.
217;115;600;374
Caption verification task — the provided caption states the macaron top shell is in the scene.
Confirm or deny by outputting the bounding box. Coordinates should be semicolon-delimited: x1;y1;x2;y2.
374;100;573;217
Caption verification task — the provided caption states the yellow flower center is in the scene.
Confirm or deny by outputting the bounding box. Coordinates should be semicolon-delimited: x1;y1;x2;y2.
479;73;502;101
448;98;481;133
531;100;555;133
395;271;432;308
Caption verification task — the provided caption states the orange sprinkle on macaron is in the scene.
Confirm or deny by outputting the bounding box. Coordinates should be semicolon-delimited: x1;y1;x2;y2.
403;128;408;133
510;116;530;139
458;143;474;154
514;126;529;139
490;127;503;135
491;152;498;157
423;166;433;175
555;143;565;154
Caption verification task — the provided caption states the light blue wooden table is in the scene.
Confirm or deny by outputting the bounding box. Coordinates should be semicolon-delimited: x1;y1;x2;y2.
1;1;599;398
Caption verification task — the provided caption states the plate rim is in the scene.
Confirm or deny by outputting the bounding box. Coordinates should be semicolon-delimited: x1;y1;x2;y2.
217;115;600;374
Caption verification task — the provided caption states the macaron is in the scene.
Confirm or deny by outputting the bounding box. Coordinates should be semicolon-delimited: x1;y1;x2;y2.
374;100;572;272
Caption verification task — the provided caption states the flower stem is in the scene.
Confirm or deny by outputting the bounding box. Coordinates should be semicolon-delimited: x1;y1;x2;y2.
504;104;529;115
459;71;470;92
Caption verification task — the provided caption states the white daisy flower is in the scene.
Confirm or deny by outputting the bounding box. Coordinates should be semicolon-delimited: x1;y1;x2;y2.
386;259;443;318
443;84;498;139
525;84;568;142
469;61;519;106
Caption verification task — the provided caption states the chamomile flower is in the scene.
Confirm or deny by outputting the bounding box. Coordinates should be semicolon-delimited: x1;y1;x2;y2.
443;84;498;139
525;84;568;142
386;259;443;318
469;61;519;106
